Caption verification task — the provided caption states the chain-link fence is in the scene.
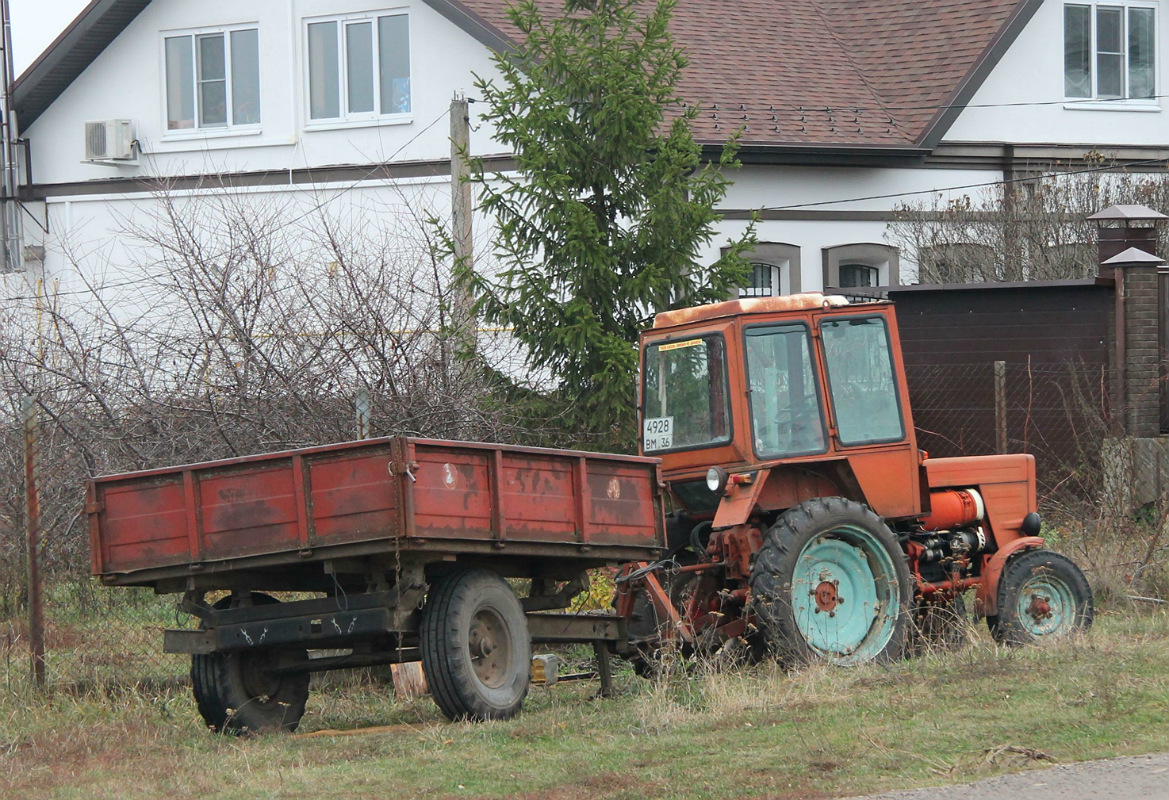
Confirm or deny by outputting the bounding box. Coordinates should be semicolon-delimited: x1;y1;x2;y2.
1;361;1114;695
906;361;1110;498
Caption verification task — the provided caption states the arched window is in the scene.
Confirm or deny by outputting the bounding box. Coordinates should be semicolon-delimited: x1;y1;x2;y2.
741;262;787;297
728;243;801;298
822;243;899;289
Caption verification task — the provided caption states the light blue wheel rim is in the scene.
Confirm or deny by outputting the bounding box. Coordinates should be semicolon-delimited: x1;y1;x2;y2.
1015;573;1076;637
790;525;901;665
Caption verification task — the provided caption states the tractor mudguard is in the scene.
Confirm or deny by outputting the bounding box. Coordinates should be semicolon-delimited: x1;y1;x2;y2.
712;469;771;529
974;536;1044;619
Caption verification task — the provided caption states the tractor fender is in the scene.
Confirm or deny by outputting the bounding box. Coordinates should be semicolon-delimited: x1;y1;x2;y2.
712;468;771;529
974;536;1045;619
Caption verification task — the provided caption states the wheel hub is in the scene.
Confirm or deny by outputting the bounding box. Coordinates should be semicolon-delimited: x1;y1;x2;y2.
1027;593;1053;621
790;530;899;664
469;608;511;689
814;580;840;614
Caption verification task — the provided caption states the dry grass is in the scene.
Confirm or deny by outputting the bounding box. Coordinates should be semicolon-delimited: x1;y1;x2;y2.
1;609;1168;799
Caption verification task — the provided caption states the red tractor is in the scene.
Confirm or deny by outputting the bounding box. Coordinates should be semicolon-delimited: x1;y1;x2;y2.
616;293;1093;665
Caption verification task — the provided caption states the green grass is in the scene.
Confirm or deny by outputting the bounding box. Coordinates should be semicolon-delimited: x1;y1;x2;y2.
2;608;1169;799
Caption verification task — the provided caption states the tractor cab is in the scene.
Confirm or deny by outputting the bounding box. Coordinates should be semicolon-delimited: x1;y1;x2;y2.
638;293;925;523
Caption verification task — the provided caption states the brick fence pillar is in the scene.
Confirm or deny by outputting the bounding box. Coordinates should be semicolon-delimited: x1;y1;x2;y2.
1105;247;1166;438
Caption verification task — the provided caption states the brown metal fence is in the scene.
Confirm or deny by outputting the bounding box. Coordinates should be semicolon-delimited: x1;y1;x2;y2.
906;361;1110;498
0;362;1112;693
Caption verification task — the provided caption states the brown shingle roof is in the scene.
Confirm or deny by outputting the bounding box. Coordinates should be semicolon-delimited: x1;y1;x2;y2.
14;0;1040;151
445;0;1041;150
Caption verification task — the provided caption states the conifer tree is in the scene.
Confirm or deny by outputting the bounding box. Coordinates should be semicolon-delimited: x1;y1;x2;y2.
460;0;754;449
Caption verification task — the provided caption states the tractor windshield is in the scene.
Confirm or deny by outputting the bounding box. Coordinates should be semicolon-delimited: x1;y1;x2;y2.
743;323;827;458
641;335;731;453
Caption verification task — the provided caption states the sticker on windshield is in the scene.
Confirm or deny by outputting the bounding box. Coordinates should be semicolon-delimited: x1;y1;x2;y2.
659;339;702;352
643;416;674;451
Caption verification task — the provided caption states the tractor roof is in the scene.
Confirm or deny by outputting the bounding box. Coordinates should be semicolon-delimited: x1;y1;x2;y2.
652;293;866;329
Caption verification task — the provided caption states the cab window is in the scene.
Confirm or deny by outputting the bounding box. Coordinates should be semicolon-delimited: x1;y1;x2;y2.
819;316;905;445
641;335;732;453
743;323;827;458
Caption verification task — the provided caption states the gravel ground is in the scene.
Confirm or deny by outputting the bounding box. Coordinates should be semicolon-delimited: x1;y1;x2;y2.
845;752;1169;799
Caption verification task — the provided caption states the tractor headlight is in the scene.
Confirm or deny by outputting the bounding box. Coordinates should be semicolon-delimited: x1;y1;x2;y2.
706;466;728;495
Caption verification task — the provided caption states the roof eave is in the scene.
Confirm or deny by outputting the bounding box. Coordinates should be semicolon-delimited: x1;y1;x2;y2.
423;0;518;56
917;0;1046;150
709;142;930;168
12;0;152;132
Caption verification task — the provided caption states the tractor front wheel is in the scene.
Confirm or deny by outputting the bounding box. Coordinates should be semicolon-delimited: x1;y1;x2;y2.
989;549;1093;645
750;497;913;666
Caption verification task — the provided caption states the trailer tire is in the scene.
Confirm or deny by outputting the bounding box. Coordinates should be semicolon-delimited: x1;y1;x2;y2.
190;593;310;734
420;569;530;721
989;549;1093;645
749;497;913;666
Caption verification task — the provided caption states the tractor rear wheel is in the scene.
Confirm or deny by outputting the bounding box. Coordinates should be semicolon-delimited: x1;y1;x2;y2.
988;549;1093;645
420;569;530;721
749;498;913;666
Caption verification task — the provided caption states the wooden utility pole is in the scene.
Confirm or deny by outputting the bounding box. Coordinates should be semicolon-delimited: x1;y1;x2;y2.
23;395;45;687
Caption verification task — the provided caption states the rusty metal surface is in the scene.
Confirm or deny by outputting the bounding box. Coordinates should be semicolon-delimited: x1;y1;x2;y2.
89;437;665;584
652;293;859;329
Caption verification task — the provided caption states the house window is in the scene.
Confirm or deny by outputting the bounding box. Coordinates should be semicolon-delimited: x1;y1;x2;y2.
822;243;899;290
740;263;789;297
730;243;801;298
1065;3;1156;101
307;13;411;122
838;263;879;288
165;27;260;131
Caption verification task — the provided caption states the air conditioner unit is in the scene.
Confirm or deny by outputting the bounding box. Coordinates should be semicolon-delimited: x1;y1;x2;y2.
84;119;136;161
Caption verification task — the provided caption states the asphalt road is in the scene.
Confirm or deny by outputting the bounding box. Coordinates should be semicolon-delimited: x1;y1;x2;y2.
845;752;1169;799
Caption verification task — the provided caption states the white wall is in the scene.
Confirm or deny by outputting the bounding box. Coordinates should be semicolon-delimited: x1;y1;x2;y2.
22;0;506;185
946;0;1169;145
714;164;1003;289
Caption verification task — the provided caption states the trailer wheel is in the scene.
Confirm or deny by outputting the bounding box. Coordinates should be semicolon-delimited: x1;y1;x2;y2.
190;593;310;734
989;549;1093;645
749;497;912;666
420;569;530;721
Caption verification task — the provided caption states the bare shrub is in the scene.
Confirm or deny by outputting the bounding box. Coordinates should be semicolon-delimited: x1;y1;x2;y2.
0;180;530;608
889;156;1169;283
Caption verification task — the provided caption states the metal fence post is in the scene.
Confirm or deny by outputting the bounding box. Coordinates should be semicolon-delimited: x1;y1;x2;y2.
22;395;45;687
355;386;371;440
994;361;1007;455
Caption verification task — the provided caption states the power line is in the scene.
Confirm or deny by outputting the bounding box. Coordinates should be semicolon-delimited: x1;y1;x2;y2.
3;123;1168;304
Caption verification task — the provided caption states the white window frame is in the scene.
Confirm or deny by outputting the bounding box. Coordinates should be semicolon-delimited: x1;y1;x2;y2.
1064;1;1159;109
160;24;262;140
303;11;412;129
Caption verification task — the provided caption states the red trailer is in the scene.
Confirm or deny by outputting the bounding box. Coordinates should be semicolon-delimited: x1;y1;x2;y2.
88;436;665;732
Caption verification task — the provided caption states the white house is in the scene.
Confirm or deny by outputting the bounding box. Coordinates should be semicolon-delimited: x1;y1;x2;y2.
4;0;1169;301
